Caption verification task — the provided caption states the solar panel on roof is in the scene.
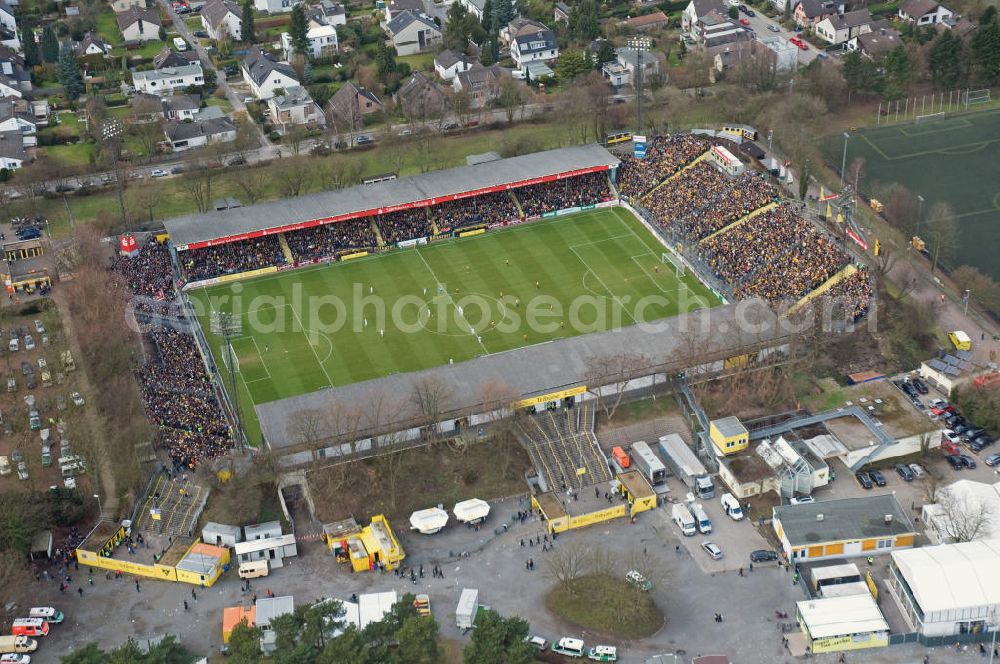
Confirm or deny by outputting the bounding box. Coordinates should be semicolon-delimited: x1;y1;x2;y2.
928;359;948;371
956;350;972;361
944;355;961;367
944;366;960;376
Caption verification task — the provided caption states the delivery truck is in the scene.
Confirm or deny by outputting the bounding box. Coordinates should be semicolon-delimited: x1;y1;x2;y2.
630;441;666;488
671;503;696;536
456;588;479;630
658;434;715;499
0;635;37;653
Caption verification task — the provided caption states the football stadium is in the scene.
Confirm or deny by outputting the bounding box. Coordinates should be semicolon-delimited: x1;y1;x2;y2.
122;135;873;466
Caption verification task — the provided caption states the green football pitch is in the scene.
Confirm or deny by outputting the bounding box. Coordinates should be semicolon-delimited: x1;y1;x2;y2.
189;207;721;444
828;108;1000;280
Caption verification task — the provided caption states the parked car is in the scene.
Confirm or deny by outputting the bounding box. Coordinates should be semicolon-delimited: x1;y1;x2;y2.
355;134;374;144
33;320;44;334
962;427;986;442
894;464;914;481
701;541;723;560
959;455;977;469
946;454;965;470
625;570;652;591
930;404;955;416
911;377;929;394
909;463;926;478
739;17;750;25
20;362;32;376
23;335;34;351
150;169;168;178
750;549;779;562
942;429;961;444
855;471;873;489
970;436;994;452
867;469;886;487
525;635;548;650
70;392;85;407
985;452;1000;467
0;653;32;663
789;496;814;505
767;23;780;32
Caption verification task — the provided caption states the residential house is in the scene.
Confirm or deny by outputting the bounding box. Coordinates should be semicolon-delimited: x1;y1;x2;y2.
625;11;669;31
395;71;449;118
554;1;570;22
793;0;844;28
385;0;424;22
166;115;236;150
815;9;873;44
110;0;146;12
938;17;976;36
132;64;205;95
161;94;202;120
0;46;31;96
0;73;21;98
504;18;558;70
386;10;441;56
602;45;664;87
326;82;383;130
153;45;200;69
695;11;747;47
76;32;110;57
241;51;299;99
453;63;507;109
281;23;337;59
847;25;901;58
760;36;799;71
709;39;776;76
0;2;18;51
0;98;36;136
306;0;346;27
435;49;476;81
254;0;302;13
201;0;243;41
0;130;25;170
267;85;325;133
117;6;162;42
682;0;727;33
898;0;952;25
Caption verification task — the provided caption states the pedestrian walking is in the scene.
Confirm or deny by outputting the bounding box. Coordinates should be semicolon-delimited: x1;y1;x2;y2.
526;560;530;570
184;601;189;611
78;587;83;597
738;568;744;577
749;562;754;573
192;588;197;600
136;581;141;592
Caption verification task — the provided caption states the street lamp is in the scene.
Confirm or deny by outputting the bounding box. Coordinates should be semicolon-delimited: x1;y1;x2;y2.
839;132;850;190
93;493;102;520
963;289;971;316
626;36;651;134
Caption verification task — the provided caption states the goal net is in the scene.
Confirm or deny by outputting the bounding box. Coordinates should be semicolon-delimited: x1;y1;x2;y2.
967;89;991;106
661;251;686;278
914;111;945;124
220;343;240;374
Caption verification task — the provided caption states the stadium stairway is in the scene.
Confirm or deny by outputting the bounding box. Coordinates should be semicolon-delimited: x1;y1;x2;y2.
698;201;778;245
639;149;712;203
371;218;385;247
278;233;294;264
787;263;858;316
510;191;524;218
606;174;620;200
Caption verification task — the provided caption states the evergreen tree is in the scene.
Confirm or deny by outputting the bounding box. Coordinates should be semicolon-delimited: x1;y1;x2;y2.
491;0;513;35
481;38;495;65
444;2;484;51
881;45;911;100
842;50;883;96
57;46;85;101
568;0;599;42
481;0;494;35
971;14;1000;83
289;4;310;57
21;25;38;67
242;0;257;43
303;61;314;84
555;49;589;81
374;39;398;79
40;26;59;64
929;30;963;88
463;610;535;664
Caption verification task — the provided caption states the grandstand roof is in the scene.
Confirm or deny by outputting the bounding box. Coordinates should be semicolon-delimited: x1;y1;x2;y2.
257;300;785;451
165;144;619;250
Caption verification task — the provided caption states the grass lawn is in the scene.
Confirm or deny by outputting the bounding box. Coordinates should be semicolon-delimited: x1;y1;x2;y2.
823;107;1000;280
42;141;96;167
397;52;435;72
189;207;720;442
546;574;664;639
115;40;170;58
206;96;234;113
185;16;202;31
95;11;123;45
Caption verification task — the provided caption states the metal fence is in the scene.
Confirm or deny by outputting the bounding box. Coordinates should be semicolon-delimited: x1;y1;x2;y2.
889;631;999;648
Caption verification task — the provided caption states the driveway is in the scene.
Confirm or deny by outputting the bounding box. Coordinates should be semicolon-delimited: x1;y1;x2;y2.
740;10;821;66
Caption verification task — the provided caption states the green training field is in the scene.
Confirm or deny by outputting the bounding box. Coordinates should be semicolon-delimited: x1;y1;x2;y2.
189;207;721;444
827;108;1000;280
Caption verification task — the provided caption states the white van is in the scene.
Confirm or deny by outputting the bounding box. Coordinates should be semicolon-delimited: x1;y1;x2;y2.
551;637;585;658
691;503;712;535
28;607;64;624
173;37;187;51
0;456;9;476
671;503;696;536
238;560;269;579
720;493;744;521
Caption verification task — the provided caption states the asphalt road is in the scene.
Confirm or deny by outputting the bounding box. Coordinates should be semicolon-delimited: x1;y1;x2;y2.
738;7;822;66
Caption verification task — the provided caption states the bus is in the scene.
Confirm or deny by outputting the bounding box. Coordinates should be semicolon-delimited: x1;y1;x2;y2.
721;124;758;141
605;131;633;146
630;441;666;487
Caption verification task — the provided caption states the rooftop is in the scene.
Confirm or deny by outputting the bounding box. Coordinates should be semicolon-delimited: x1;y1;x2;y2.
774;494;914;546
891;539;1000;614
255;595;294;627
796;593;888;638
712;415;747;438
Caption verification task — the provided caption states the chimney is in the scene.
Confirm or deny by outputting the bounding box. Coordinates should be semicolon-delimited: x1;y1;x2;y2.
816;514;825;521
885;514;893;524
881;27;885;34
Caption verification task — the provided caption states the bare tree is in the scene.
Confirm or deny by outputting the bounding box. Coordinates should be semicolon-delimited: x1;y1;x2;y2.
289;408;331;447
283;125;310;156
410;375;456;439
476;379;522;479
923;201;958;272
497;78;523;124
277;157;312;198
584;352;653;423
236;166;268;205
544;542;589;590
180;153;216;213
933;487;995;543
375;445;408;510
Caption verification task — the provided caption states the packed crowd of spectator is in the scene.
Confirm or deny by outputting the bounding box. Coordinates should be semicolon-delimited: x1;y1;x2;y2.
286;218;377;262
139;328;231;469
181;236;286;281
616;135;711;199
431;192;520;231
822;266;873;321
515;172;612;217
647;163;776;241
377;208;435;244
110;239;175;301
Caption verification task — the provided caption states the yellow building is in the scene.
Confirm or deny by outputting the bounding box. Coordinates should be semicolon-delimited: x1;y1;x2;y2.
709;416;749;456
322;515;405;572
617;471;657;516
797;594;889;654
532;473;655;534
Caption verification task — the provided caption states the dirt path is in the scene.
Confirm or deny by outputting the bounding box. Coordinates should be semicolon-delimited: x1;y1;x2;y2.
52;290;119;518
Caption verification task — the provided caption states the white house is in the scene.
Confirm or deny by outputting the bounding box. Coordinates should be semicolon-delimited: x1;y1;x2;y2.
453;63;507;109
760;36;799;71
254;0;302;13
682;0;728;34
241;51;300;99
267;85;325;133
505;18;558;70
458;0;516;20
0;98;35;135
386;10;441;56
117;6;162;42
434;49;476;81
815;10;874;45
0;130;25;170
847;26;902;59
385;0;424;22
306;0;346;27
166;115;236;150
201;0;242;41
132;64;205;95
898;0;952;25
602;46;663;88
161;94;202;120
281;23;338;60
0;2;19;52
76;32;110;57
110;0;146;12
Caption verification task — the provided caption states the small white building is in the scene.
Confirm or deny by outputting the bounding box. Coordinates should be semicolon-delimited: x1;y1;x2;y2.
281;23;338;60
505;18;558;70
242;52;300;99
760;37;799;72
132;64;205;95
0;98;35;135
202;522;243;548
386;10;442;57
201;0;243;41
166;115;236;150
815;10;874;45
0;130;25;170
434;49;476;81
234;521;299;567
117;6;162;42
889;540;1000;637
255;595;294;654
796;594;889;653
267;85;325;133
921;479;1000;544
306;0;346;27
77;33;110;57
254;0;302;13
898;0;953;25
0;3;19;52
